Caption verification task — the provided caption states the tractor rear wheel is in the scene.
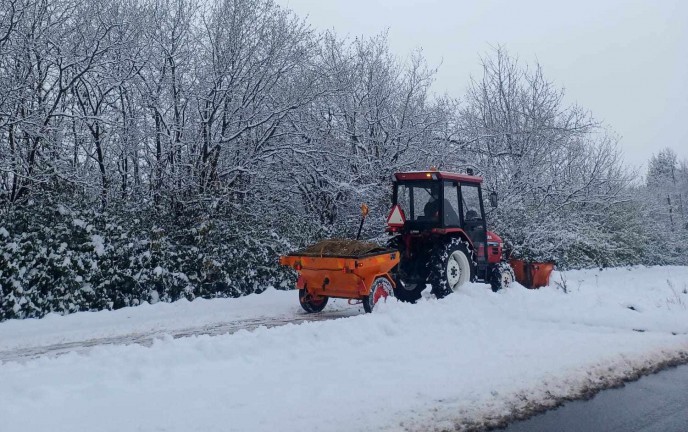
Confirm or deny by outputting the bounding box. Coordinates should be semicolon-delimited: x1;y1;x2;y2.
490;262;515;292
298;289;328;313
392;280;424;303
428;238;474;298
387;235;424;303
362;277;394;313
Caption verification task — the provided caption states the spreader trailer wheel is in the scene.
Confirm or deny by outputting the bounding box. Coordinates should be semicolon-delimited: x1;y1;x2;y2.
362;276;395;313
299;288;329;313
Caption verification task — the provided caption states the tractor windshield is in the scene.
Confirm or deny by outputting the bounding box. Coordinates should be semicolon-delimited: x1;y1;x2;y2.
395;182;441;223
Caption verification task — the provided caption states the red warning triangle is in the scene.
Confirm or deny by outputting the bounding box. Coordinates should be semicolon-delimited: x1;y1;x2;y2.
387;204;406;227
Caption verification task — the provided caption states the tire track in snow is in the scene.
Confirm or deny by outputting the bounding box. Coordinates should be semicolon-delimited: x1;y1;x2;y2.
0;309;359;363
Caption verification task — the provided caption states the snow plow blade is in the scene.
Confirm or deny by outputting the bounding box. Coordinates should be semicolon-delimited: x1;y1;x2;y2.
509;259;555;288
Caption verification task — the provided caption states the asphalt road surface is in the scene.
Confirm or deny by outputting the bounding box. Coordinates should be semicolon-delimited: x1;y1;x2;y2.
503;364;688;432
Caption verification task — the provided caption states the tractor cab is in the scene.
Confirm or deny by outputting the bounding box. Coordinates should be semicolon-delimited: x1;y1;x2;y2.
386;170;511;301
389;171;487;249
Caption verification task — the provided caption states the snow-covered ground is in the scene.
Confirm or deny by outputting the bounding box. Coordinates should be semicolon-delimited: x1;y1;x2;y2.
1;266;687;431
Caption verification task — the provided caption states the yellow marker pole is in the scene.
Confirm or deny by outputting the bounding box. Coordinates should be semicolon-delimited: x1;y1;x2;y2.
356;203;369;240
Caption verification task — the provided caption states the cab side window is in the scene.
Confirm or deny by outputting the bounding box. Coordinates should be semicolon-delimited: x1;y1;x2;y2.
443;182;460;226
460;184;481;222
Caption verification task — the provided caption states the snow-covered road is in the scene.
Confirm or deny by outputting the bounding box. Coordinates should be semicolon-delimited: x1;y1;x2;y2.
0;289;361;361
0;312;358;362
1;266;687;431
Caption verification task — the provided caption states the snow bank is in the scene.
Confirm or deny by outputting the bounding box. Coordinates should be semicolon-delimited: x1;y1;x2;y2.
0;266;687;431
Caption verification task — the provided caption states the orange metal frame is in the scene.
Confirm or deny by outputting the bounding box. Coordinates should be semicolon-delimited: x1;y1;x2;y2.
279;252;400;300
509;259;554;288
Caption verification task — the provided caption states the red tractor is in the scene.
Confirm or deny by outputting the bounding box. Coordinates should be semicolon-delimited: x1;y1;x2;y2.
386;170;514;301
279;169;515;313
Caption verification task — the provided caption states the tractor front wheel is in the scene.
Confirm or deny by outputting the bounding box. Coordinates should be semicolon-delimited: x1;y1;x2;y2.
490;262;515;293
363;277;395;313
299;289;328;313
428;238;474;298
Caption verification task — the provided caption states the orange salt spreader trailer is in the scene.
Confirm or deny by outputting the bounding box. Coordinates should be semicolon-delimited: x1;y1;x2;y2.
279;248;399;314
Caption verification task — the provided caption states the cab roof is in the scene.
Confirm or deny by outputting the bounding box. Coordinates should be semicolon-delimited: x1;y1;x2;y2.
394;171;483;184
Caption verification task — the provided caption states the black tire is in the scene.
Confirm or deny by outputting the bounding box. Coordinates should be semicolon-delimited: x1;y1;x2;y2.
362;277;394;313
298;289;328;313
392;278;424;303
428;237;475;299
490;262;515;293
387;235;425;303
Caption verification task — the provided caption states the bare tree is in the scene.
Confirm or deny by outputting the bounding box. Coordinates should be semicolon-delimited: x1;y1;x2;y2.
457;47;635;265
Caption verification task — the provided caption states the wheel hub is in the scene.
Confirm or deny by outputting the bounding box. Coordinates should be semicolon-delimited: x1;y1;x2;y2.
447;258;461;287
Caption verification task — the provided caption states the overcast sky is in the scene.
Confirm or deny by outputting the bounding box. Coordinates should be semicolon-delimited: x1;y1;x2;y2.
277;0;687;171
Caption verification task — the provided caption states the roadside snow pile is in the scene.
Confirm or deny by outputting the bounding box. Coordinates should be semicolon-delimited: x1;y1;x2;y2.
1;266;687;432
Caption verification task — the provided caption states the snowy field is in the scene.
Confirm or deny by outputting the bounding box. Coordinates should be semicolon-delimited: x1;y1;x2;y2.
1;266;687;431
